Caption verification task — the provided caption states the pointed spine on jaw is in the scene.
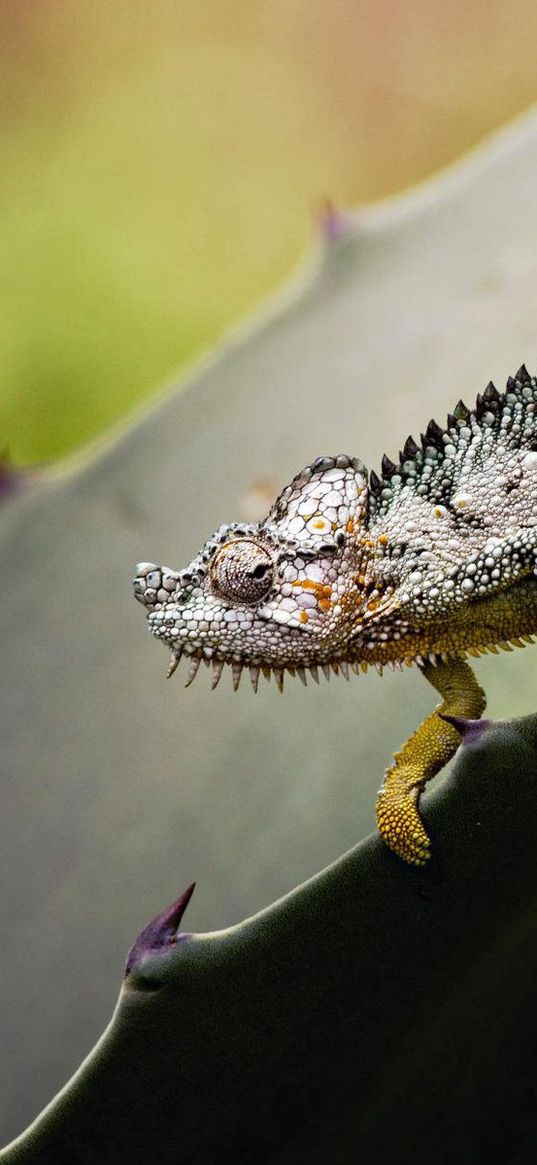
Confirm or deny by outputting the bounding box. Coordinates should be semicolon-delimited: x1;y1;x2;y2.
163;629;537;694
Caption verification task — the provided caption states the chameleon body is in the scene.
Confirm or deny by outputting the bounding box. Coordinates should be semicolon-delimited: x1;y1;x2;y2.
133;367;537;864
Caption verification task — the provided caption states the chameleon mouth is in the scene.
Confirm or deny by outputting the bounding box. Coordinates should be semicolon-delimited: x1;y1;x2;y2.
164;648;363;692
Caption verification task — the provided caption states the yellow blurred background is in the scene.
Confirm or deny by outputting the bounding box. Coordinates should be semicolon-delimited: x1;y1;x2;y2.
3;0;537;464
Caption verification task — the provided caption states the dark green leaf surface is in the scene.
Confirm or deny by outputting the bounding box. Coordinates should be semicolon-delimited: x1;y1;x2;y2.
3;717;537;1163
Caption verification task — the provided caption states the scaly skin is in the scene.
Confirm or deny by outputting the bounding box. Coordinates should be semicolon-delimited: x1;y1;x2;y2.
376;659;486;864
133;367;537;864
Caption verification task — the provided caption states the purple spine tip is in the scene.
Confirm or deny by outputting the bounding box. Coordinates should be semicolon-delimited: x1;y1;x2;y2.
318;197;351;243
124;882;196;977
0;450;33;505
441;714;493;743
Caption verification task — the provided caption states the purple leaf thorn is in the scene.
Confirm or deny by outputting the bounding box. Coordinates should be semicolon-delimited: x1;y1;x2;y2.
440;714;493;743
318;197;351;244
0;448;34;505
124;882;196;977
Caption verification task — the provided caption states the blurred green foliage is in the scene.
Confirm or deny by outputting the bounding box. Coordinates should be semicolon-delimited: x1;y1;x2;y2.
4;1;537;463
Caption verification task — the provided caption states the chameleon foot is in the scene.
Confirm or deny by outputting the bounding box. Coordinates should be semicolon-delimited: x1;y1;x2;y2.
376;779;431;866
375;659;486;864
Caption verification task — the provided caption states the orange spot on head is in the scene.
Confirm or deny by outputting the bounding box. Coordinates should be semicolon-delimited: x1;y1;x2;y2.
299;610;309;624
346;518;354;534
313;519;326;530
296;578;331;594
378;533;389;546
319;598;331;612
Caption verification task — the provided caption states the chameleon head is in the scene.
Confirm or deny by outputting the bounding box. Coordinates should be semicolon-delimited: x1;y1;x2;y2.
133;456;370;689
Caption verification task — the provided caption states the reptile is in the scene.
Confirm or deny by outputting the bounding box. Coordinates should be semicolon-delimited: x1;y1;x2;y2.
133;367;537;865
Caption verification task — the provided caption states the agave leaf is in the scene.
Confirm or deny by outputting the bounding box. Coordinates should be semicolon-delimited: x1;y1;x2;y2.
2;718;537;1162
4;109;537;1140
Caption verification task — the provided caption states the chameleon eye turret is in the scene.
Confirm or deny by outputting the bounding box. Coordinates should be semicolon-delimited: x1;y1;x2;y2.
133;367;537;866
211;540;274;603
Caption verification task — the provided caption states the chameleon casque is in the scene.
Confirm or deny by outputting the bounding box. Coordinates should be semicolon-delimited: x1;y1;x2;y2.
133;367;537;865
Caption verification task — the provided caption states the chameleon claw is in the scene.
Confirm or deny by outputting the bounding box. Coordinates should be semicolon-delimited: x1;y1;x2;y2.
376;783;432;866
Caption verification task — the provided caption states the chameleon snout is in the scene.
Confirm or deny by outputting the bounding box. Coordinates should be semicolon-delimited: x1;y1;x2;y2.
133;562;181;609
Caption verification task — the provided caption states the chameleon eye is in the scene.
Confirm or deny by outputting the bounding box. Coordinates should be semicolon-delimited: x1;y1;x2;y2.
211;540;274;603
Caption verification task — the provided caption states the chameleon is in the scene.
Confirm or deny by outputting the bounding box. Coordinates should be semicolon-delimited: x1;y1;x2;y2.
133;366;537;865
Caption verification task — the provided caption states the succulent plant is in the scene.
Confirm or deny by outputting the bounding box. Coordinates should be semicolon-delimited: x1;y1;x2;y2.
2;716;537;1162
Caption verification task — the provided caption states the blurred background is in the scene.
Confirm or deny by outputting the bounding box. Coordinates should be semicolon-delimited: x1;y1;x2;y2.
4;0;537;464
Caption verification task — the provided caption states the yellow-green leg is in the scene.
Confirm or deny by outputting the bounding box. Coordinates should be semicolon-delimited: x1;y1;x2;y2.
375;658;486;865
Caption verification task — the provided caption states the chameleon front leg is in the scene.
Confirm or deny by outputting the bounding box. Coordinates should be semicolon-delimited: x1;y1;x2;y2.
375;658;486;865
